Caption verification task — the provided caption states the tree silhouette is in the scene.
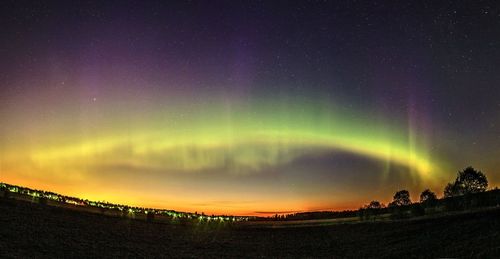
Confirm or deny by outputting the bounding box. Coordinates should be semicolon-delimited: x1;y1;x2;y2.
456;167;488;193
360;200;384;220
390;190;411;206
366;200;383;209
444;166;488;197
420;189;437;206
444;182;459;198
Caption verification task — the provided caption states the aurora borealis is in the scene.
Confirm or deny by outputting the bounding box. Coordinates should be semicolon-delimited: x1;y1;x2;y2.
1;1;500;215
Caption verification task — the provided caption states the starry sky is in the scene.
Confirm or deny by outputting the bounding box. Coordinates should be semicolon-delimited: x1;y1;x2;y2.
1;1;499;215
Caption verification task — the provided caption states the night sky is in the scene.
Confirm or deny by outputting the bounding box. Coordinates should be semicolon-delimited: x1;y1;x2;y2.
1;1;499;215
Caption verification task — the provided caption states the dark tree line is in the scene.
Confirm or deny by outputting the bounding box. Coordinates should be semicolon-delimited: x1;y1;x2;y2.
284;166;496;221
359;166;495;220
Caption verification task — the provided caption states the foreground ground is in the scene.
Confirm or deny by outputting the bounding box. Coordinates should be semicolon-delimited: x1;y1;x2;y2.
1;198;500;258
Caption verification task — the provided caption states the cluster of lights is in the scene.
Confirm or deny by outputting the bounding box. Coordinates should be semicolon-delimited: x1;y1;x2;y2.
0;182;249;222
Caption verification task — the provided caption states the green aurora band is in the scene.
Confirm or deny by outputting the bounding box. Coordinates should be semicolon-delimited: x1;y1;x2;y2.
17;98;438;183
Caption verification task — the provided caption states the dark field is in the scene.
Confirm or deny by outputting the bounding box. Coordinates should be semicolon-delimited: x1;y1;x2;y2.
1;198;500;258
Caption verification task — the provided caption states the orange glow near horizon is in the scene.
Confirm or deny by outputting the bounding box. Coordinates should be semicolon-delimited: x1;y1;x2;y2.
1;171;448;216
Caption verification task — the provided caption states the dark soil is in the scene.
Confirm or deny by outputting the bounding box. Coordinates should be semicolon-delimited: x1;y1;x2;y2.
1;198;499;258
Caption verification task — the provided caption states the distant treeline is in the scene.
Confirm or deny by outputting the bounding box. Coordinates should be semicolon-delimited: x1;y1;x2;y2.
357;188;500;221
281;166;499;221
279;189;500;221
279;210;359;221
0;183;250;223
